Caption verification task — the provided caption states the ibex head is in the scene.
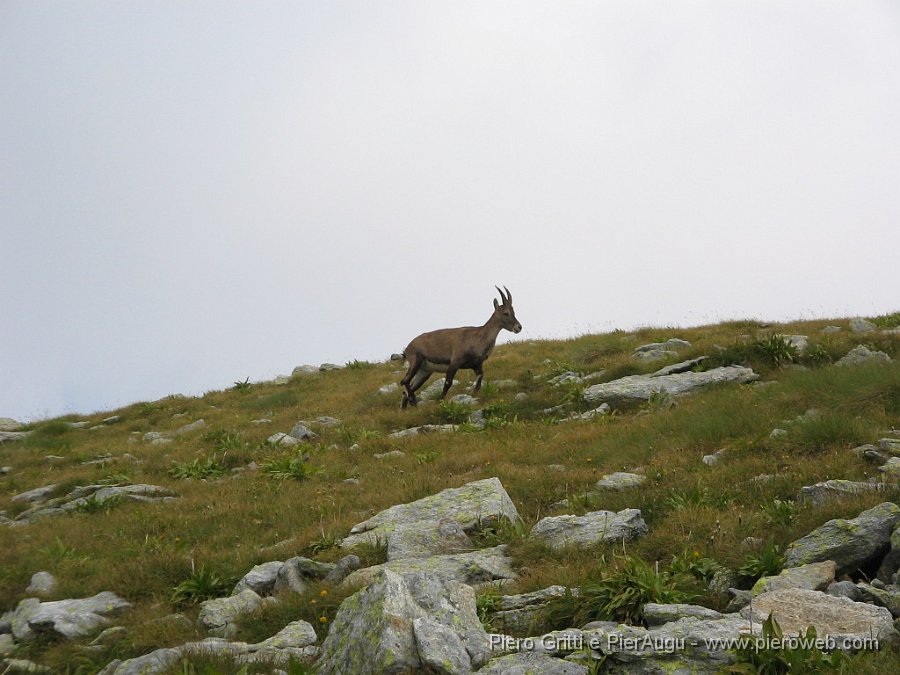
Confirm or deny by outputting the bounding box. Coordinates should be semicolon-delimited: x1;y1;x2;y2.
492;286;522;334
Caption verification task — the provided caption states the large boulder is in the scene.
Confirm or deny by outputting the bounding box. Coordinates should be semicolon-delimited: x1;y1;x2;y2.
10;592;131;642
783;502;900;575
583;366;758;406
232;561;283;596
317;569;491;675
747;588;895;648
836;345;892;367
529;509;647;550
797;480;887;506
340;478;519;560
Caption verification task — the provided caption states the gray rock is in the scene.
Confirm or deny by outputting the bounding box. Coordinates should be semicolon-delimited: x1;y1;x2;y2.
877;525;900;583
879;457;900;478
650;357;708;377
491;586;571;633
478;652;590;674
198;589;263;638
643;603;725;626
797;479;887;506
769;428;788;439
319;363;343;371
633;348;678;362
826;581;862;601
102;416;121;425
836;345;892;367
779;334;808;355
141;431;170;444
0;634;14;656
594;472;646;491
635;338;692;353
175;419;205;434
784;502;900;575
1;659;52;674
232;561;283;596
822;325;841;333
315;416;341;426
341;478;519;560
879;438;900;454
388;423;458;438
450;394;479;406
725;589;752;612
746;588;895;647
378;382;399;395
288;423;318;441
11;485;56;504
750;561;835;596
273;557;335;595
855;583;900;617
702;448;727;467
253;619;318;649
267;432;300;447
420;377;451;400
25;572;57;597
574;403;610;420
292;365;319;376
10;592;131;642
324;555;361;585
850;317;877;333
373;450;406;459
0;418;23;431
0;466;10;475
342;546;517;590
317;569;491;674
530;509;648;550
583;366;758;406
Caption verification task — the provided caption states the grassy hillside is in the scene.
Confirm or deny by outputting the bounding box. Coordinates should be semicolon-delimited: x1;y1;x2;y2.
2;314;899;672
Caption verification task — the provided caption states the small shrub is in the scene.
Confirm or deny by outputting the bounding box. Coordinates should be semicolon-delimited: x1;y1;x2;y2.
476;591;502;631
803;343;832;366
542;554;702;627
232;377;252;392
262;451;316;480
168;457;227;481
753;334;799;367
665;483;730;511
668;550;723;583
415;450;440;465
869;311;900;329
436;400;471;424
306;533;340;555
763;499;795;527
345;359;375;369
170;564;229;606
728;614;849;674
738;540;785;582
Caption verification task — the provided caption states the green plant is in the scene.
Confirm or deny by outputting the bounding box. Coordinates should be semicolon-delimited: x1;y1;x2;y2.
738;540;785;582
753;334;799;367
869;312;900;328
168;457;227;481
436;400;471;424
543;554;702;627
306;532;340;555
262;451;316;480
42;537;77;562
345;359;374;369
665;483;729;510
728;614;849;674
171;564;229;606
763;499;795;527
803;343;832;366
73;493;122;514
668;550;723;583
232;377;252;392
204;428;249;453
415;450;440;465
476;591;502;631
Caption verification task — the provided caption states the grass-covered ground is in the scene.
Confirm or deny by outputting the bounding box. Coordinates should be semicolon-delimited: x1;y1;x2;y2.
1;314;899;673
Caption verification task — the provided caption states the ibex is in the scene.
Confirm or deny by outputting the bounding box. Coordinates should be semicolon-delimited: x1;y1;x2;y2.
399;286;522;408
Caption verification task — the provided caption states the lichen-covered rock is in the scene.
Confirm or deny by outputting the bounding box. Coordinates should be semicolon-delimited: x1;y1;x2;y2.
10;592;131;642
388;424;459;438
341;478;519;560
10;485;56;504
342;546;517;590
477;651;590;674
288;422;317;440
583;366;758;406
650;357;708;377
198;589;263;638
530;509;647;550
491;586;571;633
746;588;895;647
850;318;877;333
855;583;900;617
324;555;361;585
879;457;900;478
317;569;491;675
877;525;900;584
750;561;835;596
783;502;900;575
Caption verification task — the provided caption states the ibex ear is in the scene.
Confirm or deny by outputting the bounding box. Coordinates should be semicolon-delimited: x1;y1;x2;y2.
493;298;500;310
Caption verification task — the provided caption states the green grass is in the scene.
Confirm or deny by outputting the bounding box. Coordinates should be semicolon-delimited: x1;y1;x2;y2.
0;315;898;670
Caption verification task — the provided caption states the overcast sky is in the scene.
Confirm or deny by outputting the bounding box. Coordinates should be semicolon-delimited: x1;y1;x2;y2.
2;2;899;422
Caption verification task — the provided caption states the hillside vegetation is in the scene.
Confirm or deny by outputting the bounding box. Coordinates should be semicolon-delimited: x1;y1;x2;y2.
2;314;899;672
